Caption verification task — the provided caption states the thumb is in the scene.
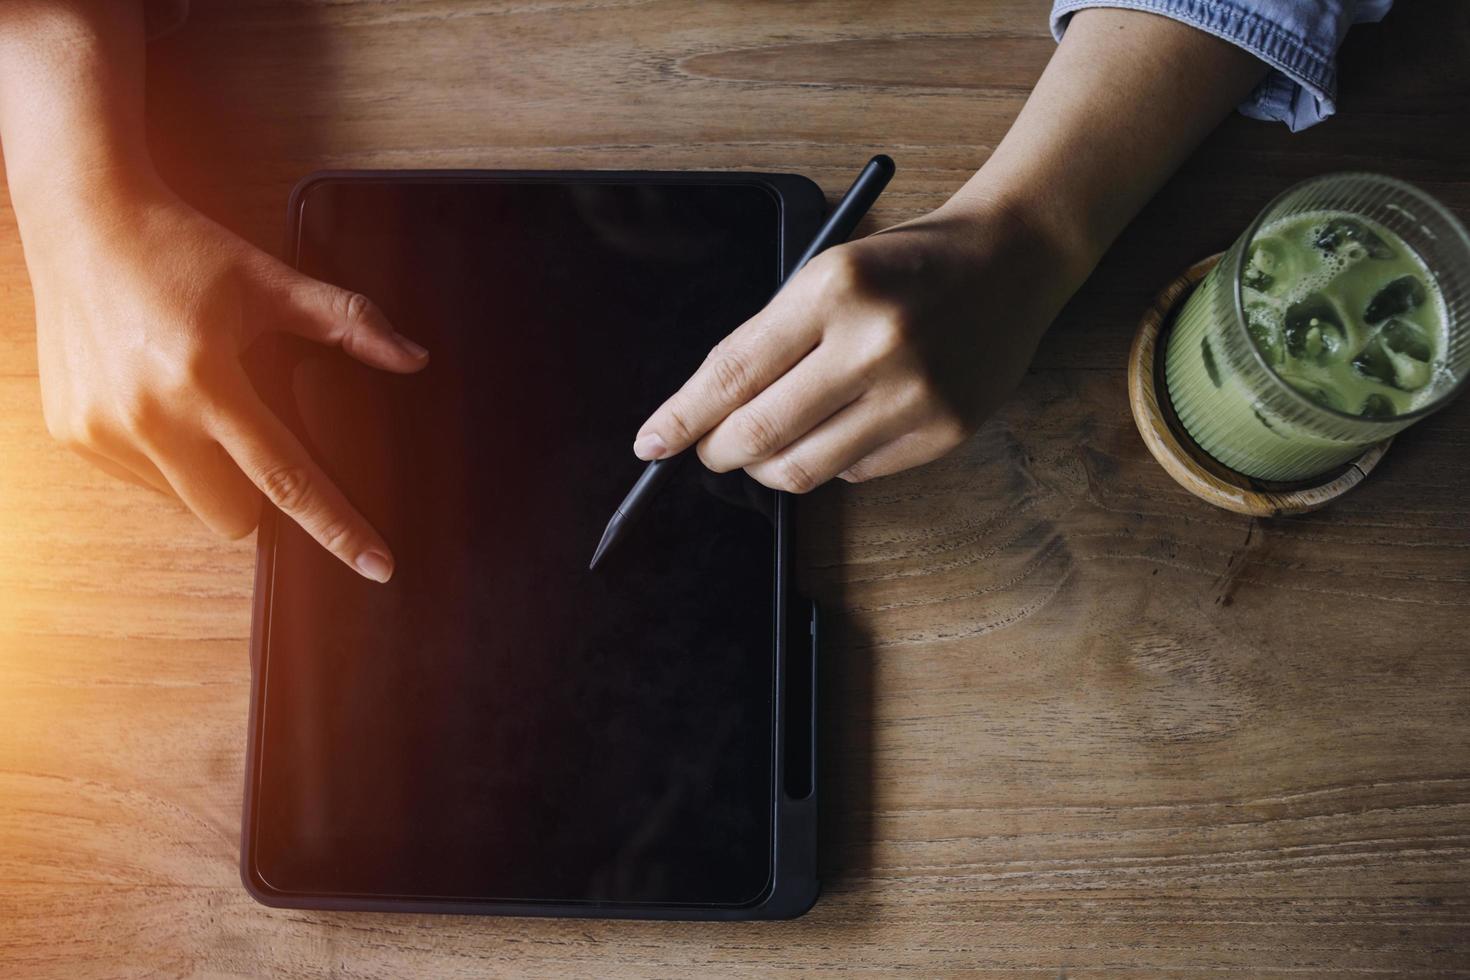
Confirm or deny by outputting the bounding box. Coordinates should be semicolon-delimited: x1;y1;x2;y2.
281;275;429;373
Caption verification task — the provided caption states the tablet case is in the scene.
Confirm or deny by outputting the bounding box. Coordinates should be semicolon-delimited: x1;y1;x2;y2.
243;169;826;920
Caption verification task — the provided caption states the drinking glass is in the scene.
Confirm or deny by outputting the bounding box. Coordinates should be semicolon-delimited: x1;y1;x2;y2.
1164;173;1470;482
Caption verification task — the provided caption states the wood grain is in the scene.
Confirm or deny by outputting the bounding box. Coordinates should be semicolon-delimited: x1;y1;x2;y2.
3;0;1469;976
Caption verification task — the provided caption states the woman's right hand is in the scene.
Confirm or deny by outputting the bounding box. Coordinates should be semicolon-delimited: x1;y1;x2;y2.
20;174;429;582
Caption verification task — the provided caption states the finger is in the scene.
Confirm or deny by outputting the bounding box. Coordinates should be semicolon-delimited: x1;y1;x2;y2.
281;275;429;373
151;437;263;541
206;371;395;582
70;444;173;496
634;293;824;460
744;394;912;495
838;425;971;484
696;343;864;473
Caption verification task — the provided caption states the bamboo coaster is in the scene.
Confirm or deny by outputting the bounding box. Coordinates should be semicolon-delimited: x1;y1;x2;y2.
1127;252;1391;517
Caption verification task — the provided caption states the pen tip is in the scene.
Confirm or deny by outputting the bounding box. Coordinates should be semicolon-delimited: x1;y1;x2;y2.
588;519;617;571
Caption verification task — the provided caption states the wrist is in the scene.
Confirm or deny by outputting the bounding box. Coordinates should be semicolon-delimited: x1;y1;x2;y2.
11;154;167;258
938;180;1100;297
0;1;157;246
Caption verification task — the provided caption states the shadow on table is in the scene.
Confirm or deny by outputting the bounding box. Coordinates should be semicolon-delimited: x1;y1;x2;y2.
144;3;348;250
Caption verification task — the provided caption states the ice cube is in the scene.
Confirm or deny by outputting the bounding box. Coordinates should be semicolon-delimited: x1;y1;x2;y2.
1243;237;1288;293
1200;337;1222;387
1352;342;1395;386
1312;217;1393;260
1365;275;1428;323
1360;393;1395;418
1284;297;1347;363
1245;303;1284;366
1386;348;1432;391
1352;319;1433;392
1242;264;1273;294
1379;316;1433;361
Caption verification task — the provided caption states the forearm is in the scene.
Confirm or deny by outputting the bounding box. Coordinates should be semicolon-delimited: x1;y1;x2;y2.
0;0;152;225
949;7;1267;284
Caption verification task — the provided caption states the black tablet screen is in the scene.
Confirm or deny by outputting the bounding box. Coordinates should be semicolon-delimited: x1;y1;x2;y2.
250;178;783;907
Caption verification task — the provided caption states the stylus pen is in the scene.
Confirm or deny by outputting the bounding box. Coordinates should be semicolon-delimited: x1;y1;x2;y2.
589;154;896;571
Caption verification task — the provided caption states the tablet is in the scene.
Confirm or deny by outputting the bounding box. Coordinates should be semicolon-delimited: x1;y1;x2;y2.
243;171;825;919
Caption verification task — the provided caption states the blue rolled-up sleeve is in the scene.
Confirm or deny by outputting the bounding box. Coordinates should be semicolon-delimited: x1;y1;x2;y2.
1050;0;1392;131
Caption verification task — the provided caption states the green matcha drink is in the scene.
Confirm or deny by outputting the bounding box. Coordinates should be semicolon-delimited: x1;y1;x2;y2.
1163;174;1470;482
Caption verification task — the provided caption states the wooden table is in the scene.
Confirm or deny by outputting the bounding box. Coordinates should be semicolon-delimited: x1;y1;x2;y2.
4;1;1468;975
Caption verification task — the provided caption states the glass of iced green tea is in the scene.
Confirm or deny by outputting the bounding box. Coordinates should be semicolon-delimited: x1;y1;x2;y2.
1164;173;1470;482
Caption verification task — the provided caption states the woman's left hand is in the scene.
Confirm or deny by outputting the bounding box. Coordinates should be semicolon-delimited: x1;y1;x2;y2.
632;199;1080;491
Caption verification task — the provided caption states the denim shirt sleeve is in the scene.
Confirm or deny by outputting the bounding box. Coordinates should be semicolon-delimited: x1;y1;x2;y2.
1050;0;1392;131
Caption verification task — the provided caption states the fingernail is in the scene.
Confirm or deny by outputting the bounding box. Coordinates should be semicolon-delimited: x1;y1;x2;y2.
633;432;667;460
394;333;429;359
355;549;393;583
